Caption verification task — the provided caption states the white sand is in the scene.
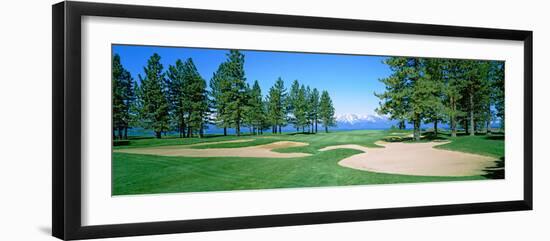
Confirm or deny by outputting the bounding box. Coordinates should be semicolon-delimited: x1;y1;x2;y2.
185;139;254;147
115;140;311;158
117;138;498;177
319;141;497;177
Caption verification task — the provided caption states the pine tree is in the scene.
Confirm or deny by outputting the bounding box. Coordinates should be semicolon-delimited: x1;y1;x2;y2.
287;80;301;132
374;57;410;130
266;78;287;134
476;61;494;134
304;86;313;133
438;59;462;137
136;53;170;138
183;58;209;138
319;90;336;133
491;61;505;130
166;59;187;138
295;85;308;132
222;50;248;136
459;60;492;136
309;88;320;133
112;54;134;140
209;62;231;136
377;57;441;141
244;80;265;134
266;86;278;134
259;98;270;134
423;58;446;135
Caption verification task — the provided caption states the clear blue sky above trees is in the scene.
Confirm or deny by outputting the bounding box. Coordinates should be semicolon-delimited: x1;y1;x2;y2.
112;44;391;116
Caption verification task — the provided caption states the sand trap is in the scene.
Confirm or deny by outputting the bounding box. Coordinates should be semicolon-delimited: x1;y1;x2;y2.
319;141;497;177
115;141;311;158
185;139;254;147
389;132;409;135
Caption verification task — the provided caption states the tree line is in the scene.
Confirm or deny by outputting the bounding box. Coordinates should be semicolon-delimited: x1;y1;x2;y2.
375;57;505;141
112;50;336;139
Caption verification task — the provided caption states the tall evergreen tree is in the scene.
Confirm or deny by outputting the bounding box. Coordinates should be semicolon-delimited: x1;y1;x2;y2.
209;62;231;136
112;54;135;140
287;80;301;132
423;58;446;135
374;58;410;130
441;59;465;137
460;60;492;136
491;61;505;130
475;61;494;134
319;90;336;133
309;88;320;133
304;86;313;132
266;78;287;134
244;80;266;134
166;59;187;138
183;58;209;138
221;50;248;136
136;53;170;138
295;85;308;132
377;57;442;141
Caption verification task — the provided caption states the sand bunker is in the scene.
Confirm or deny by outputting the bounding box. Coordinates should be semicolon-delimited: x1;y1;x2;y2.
185;139;254;147
319;141;497;177
115;140;311;158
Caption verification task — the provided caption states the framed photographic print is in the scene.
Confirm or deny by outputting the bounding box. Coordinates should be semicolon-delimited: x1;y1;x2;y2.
52;1;533;240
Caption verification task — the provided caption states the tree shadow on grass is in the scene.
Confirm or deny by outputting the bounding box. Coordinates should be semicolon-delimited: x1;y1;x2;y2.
482;157;505;179
485;135;505;140
423;131;449;141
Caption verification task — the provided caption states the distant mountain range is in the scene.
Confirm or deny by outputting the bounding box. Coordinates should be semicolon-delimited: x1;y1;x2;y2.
334;113;396;130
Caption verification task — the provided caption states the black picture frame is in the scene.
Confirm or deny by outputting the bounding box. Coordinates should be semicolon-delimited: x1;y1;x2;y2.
52;1;533;240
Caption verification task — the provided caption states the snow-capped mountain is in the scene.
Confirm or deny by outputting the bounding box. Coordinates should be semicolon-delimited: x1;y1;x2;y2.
335;113;387;124
334;113;394;130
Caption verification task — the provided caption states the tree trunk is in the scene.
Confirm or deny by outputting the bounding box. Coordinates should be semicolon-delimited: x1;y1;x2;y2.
325;125;328;133
450;96;457;137
113;129;116;140
469;90;475;136
124;127;128;140
451;116;457;138
413;116;421;141
315;119;318;133
399;120;405;130
118;128;123;140
187;126;192;138
278;125;282;134
486;107;492;135
236;122;241;136
451;119;457;137
182;120;186;138
434;120;438;135
155;131;161;139
199;123;204;138
223;127;227;136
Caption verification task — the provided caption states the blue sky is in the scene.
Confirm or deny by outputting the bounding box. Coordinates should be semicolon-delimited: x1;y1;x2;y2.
112;45;392;115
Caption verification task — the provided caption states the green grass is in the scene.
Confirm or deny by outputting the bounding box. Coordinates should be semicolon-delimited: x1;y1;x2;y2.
435;134;504;158
112;130;504;195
